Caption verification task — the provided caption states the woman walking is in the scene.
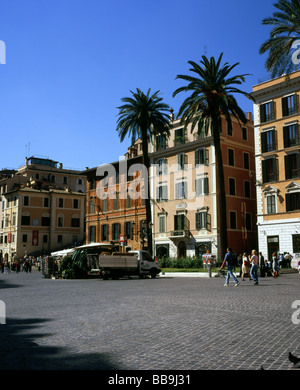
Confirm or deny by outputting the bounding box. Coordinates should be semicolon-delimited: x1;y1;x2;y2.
249;250;259;286
242;252;251;281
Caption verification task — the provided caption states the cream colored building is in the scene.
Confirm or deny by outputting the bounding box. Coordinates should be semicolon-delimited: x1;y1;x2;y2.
252;71;300;267
0;157;86;260
149;112;256;260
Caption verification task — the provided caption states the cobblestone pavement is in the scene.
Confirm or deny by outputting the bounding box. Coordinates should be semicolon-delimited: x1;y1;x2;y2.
0;270;300;371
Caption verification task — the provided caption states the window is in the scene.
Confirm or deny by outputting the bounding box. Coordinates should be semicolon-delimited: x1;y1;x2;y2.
22;234;27;243
229;211;237;229
177;153;187;170
282;94;297;117
57;235;63;244
58;198;63;208
174;128;185;145
24;196;29;206
42;217;50;226
156;134;167;151
71;218;80;227
58;217;63;227
283;124;299;148
101;224;108;241
126;194;131;208
175;181;187;199
21;215;30;225
292;234;300;253
90;200;95;214
44;198;49;207
195;148;208;165
243;153;250;170
286;192;300;211
32;218;39;226
174;214;186;231
196;211;207;230
245;213;252;231
267;195;276;214
102;198;108;212
113;194;119;210
262;158;277;183
73;199;79;209
261;129;276;153
157;158;168;175
285;153;300;179
43;235;48;243
242;127;248;140
227;122;233;136
78;178;83;185
125;222;131;239
89;226;96;242
63;176;68;184
260;101;275;122
158;215;166;233
156;185;168;202
229;178;236;196
112;223;120;240
244;181;251;198
195;177;209;196
228;149;234;166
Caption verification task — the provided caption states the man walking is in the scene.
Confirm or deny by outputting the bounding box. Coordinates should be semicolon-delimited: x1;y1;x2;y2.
220;248;240;287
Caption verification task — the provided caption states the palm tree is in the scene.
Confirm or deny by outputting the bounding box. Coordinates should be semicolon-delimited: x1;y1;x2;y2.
173;53;254;259
116;88;172;255
259;0;300;78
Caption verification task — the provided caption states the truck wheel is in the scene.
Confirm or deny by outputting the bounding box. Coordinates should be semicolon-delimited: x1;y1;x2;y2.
150;270;157;279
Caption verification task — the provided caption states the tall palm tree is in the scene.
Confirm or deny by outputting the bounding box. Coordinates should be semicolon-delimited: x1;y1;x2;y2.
259;0;300;78
116;88;172;255
173;53;254;259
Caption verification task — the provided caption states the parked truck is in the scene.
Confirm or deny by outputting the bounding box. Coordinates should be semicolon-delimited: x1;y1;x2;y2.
86;249;161;280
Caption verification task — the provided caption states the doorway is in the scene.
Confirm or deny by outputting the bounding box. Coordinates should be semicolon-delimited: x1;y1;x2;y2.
178;241;186;258
267;236;279;261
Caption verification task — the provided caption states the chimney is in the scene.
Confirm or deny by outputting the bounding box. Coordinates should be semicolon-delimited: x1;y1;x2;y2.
247;112;253;122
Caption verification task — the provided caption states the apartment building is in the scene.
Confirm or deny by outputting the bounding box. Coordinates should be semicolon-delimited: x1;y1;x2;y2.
0;157;86;260
84;142;148;252
150;111;256;260
252;70;300;267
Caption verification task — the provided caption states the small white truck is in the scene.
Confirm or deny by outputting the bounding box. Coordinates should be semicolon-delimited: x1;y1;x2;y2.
87;250;161;280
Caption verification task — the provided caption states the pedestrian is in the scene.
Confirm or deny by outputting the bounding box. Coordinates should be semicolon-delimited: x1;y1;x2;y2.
220;248;240;287
272;252;279;278
3;261;9;275
238;254;243;277
242;252;251;281
259;252;265;277
249;249;259;285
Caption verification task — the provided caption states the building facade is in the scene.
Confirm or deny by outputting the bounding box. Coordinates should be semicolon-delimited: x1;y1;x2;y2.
150;112;256;260
84;143;148;252
0;157;86;260
252;71;300;267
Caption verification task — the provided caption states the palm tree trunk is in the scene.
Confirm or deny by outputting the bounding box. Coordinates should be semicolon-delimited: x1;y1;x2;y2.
141;129;153;255
212;116;228;261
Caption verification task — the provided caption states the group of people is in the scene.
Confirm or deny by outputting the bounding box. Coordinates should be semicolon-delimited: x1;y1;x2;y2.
220;248;283;286
0;256;41;274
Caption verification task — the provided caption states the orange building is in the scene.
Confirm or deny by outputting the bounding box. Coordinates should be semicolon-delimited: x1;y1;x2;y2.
84;145;148;252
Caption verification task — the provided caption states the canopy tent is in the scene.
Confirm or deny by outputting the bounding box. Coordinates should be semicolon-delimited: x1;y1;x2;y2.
51;248;75;257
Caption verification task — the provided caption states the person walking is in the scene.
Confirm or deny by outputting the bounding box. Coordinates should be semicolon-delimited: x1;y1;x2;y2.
272;252;279;278
220;248;240;287
249;249;259;285
242;252;251;281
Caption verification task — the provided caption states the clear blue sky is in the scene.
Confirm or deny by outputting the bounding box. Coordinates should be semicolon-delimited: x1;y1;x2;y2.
0;0;276;171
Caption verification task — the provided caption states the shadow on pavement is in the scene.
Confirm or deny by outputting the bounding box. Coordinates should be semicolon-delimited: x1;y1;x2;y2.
0;317;120;370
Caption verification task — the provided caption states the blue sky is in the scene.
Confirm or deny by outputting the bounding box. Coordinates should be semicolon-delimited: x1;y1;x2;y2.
0;0;276;171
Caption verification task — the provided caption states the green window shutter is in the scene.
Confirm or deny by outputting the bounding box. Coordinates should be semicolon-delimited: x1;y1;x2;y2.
204;177;209;194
